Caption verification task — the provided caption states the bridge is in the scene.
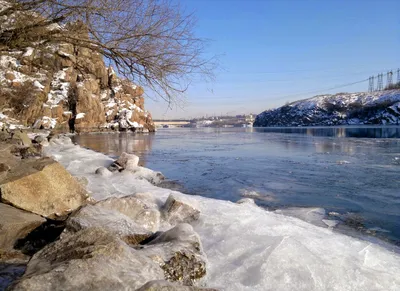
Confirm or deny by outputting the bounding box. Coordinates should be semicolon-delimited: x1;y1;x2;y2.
153;120;191;127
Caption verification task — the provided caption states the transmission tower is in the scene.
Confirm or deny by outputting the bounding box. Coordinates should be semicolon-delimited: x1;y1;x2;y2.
397;68;400;83
387;71;393;87
376;73;383;91
368;76;375;92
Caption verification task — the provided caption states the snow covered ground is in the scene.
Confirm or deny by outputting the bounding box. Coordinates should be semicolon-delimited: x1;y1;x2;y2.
44;137;400;291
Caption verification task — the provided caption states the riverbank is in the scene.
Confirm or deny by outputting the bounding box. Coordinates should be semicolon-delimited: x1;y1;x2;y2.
1;131;400;290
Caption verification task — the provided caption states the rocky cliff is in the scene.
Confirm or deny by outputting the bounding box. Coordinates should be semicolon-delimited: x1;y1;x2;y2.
254;90;400;127
0;25;155;132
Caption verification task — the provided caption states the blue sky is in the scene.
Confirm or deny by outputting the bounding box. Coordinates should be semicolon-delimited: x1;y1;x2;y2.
147;0;400;119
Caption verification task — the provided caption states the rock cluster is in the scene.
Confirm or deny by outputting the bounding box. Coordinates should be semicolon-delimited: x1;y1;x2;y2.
0;133;215;291
0;28;155;132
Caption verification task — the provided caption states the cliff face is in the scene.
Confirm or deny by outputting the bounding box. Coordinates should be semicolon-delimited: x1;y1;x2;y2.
0;30;155;132
254;90;400;127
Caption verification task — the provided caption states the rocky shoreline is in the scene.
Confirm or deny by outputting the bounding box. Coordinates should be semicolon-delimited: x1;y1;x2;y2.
0;128;217;291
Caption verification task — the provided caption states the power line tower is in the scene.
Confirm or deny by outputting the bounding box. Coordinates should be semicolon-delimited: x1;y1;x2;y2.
368;76;375;92
387;71;393;88
376;73;384;91
397;68;400;83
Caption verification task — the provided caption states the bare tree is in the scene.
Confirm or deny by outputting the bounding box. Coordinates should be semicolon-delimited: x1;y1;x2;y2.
0;0;215;103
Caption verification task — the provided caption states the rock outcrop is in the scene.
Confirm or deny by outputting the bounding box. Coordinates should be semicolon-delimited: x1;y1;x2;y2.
0;157;89;218
254;90;400;127
0;24;155;132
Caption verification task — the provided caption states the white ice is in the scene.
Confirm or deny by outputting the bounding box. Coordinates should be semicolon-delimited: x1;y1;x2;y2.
44;138;400;291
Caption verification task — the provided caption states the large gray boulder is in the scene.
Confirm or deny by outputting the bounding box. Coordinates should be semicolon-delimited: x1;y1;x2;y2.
96;195;160;232
10;228;165;291
10;223;208;290
0;203;46;250
0;158;89;218
162;195;200;225
115;152;140;170
65;204;153;245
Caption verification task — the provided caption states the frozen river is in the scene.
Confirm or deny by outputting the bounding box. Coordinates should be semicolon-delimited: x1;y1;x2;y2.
73;126;400;246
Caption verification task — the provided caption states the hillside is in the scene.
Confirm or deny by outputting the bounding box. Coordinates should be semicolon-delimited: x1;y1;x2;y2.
254;90;400;127
0;1;155;132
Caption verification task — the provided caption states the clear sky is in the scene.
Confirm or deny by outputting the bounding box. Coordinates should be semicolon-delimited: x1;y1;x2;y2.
147;0;400;119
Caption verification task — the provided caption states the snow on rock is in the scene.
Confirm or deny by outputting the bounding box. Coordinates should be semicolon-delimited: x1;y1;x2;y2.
65;203;153;242
255;90;400;126
0;55;19;69
44;137;400;291
95;195;161;232
12;227;165;291
75;113;85;119
46;69;70;107
22;47;34;57
33;80;44;90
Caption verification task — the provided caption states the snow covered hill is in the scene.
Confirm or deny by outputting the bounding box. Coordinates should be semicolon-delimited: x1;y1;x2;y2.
254;90;400;127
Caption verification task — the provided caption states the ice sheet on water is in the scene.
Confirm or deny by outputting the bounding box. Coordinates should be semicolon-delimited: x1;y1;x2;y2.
44;137;400;291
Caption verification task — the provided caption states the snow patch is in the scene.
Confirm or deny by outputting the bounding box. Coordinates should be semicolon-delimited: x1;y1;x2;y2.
76;113;85;119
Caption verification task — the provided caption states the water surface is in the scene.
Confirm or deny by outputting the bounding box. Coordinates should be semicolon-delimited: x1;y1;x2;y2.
73;126;400;245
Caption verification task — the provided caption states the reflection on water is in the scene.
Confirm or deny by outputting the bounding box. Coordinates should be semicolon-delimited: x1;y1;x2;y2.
252;126;400;138
73;126;400;245
72;133;155;166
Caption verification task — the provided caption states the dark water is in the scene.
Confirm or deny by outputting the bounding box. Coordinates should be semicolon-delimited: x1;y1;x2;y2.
73;126;400;245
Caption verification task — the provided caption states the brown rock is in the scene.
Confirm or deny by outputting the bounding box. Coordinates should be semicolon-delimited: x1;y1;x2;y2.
0;203;46;250
5;72;16;81
0;158;89;218
11;131;31;147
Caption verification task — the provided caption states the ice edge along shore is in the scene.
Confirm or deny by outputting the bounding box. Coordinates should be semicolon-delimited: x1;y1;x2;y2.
42;135;400;291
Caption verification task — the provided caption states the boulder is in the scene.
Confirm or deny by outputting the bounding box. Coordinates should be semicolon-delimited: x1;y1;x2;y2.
115;152;140;170
11;131;31;147
0;203;46;250
136;280;218;291
141;224;207;286
0;158;89;218
94;166;113;177
10;228;165;291
130;167;165;185
96;196;160;232
162;195;200;225
11;144;42;159
66;204;153;244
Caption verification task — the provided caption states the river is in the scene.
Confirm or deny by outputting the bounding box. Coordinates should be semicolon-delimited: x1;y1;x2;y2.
72;126;400;246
